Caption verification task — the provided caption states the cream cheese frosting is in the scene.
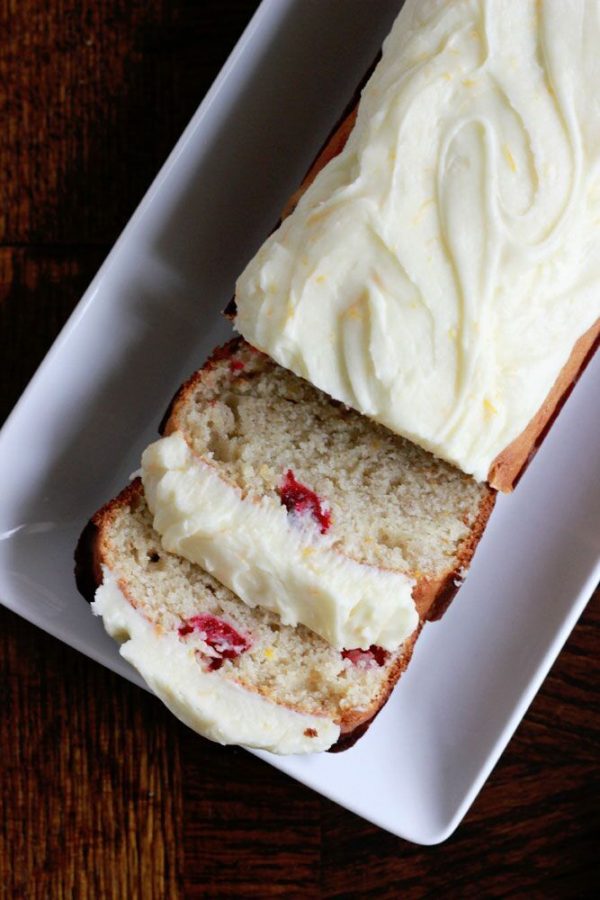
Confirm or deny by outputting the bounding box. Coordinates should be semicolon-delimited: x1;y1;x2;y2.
235;0;600;482
141;431;418;651
92;566;339;754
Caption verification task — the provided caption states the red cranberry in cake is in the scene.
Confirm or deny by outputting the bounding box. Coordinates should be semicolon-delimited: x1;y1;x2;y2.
179;614;251;670
278;469;332;534
342;646;389;669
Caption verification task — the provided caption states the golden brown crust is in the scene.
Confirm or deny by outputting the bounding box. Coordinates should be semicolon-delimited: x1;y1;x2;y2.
336;627;420;734
488;320;600;491
74;480;146;601
332;627;420;750
281;108;358;220
161;338;258;436
332;486;495;747
281;47;381;221
74;518;103;603
414;486;497;622
270;102;599;493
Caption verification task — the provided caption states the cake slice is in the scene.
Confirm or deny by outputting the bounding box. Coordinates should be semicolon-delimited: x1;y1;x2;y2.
141;339;495;652
75;479;419;754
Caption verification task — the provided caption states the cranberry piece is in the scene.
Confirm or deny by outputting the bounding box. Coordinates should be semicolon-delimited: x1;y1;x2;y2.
342;645;389;668
207;658;224;671
277;469;332;534
178;614;251;664
229;358;245;373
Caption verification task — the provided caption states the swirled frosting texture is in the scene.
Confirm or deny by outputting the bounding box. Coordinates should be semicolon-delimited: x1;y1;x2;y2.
235;0;600;481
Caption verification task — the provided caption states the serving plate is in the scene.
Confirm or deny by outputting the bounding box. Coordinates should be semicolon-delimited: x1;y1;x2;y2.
1;0;598;844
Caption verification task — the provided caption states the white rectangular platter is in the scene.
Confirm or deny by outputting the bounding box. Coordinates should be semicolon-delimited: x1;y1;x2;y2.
1;0;598;844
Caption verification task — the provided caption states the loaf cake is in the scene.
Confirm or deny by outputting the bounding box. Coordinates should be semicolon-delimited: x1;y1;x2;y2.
234;0;600;490
75;479;420;754
76;1;590;757
141;339;495;652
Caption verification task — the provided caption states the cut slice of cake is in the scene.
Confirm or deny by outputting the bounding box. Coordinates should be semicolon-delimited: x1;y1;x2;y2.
141;339;495;652
75;479;419;754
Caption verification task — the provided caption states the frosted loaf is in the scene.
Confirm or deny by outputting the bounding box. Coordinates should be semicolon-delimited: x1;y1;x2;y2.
236;0;600;484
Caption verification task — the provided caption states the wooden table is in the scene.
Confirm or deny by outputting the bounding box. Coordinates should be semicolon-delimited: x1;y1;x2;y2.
1;1;598;895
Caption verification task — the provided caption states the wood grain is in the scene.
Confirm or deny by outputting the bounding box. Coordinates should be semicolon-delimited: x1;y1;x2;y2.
1;1;598;897
1;606;184;899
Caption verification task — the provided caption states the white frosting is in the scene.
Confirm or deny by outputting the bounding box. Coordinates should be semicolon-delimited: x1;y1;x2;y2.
236;0;600;481
92;566;339;754
141;432;418;651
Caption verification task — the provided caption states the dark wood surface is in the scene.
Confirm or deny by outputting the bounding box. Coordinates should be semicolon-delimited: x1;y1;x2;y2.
1;2;598;896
